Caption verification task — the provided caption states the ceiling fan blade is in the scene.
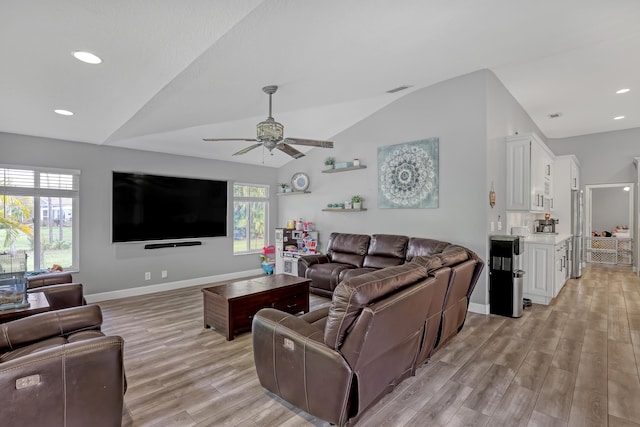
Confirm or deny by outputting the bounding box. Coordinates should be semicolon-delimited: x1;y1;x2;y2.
233;143;263;156
283;138;334;148
276;143;305;159
203;138;257;142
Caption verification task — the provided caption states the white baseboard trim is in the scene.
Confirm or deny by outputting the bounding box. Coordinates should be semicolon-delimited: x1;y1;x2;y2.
85;268;264;303
468;302;489;315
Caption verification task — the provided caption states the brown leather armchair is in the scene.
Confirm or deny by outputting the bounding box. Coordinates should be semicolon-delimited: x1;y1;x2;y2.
298;233;370;296
0;305;125;427
26;271;86;310
253;263;441;426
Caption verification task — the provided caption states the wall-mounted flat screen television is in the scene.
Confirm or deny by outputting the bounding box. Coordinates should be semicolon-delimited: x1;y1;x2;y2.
112;172;228;243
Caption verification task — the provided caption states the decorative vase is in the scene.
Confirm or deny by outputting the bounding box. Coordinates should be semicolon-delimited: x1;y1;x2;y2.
353;202;362;210
353;158;360;166
325;164;334;170
344;201;352;209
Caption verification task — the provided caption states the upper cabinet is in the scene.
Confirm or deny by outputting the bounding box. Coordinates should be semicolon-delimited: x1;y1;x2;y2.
569;157;580;190
506;133;555;212
553;155;581;235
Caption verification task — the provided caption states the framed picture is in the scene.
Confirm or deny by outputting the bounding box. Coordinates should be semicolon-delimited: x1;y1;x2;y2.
378;137;439;209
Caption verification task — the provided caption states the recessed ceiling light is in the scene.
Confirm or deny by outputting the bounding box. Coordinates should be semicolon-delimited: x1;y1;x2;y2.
72;51;102;64
54;109;74;116
614;115;625;120
623;186;631;191
616;88;630;94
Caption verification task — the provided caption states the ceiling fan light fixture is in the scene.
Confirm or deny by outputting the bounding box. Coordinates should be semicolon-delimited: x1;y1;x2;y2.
257;119;283;141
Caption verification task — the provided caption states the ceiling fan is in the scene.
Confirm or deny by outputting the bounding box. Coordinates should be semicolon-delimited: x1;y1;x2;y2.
203;85;334;159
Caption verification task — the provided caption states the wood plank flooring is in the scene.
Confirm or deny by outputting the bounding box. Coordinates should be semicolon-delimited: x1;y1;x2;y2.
97;264;640;426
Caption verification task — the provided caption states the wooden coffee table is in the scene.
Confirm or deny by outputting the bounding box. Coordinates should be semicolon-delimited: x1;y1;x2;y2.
0;292;50;323
202;274;310;340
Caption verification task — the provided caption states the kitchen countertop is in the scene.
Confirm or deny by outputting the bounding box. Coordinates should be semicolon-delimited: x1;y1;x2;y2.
523;233;573;245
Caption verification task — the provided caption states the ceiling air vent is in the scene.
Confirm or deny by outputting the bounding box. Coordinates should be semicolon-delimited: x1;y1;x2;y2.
386;85;411;94
548;112;562;119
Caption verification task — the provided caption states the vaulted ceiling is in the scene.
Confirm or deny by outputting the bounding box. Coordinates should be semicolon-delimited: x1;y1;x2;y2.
2;1;639;167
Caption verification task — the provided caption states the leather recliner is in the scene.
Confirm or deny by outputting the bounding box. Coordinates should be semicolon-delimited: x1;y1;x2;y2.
297;233;371;296
26;271;86;310
253;262;444;426
0;305;126;427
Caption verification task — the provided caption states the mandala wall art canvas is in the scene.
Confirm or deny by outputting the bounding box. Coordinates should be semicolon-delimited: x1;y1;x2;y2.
377;138;439;209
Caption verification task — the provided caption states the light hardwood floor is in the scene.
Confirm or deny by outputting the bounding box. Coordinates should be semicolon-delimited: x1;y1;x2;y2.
98;264;640;426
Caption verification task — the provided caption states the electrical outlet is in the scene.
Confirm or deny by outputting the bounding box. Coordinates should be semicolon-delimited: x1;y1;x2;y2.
145;272;151;280
161;270;167;279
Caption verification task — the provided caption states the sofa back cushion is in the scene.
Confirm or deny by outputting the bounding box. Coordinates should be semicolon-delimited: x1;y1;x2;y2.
405;238;451;262
327;233;370;268
324;263;426;349
362;234;409;269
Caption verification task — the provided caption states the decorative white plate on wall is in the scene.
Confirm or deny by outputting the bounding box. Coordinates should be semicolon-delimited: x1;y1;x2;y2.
291;172;310;191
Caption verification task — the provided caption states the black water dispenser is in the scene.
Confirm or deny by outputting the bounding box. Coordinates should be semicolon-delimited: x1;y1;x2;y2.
489;235;525;318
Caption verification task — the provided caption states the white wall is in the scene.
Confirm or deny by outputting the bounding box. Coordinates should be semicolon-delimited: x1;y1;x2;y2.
591;187;630;233
276;70;544;307
0;132;278;295
547;128;640;186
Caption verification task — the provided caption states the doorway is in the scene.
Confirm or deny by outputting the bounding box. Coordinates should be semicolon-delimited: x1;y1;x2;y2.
585;183;634;268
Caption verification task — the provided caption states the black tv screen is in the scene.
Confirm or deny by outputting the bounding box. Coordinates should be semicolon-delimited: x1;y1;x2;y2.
112;172;228;243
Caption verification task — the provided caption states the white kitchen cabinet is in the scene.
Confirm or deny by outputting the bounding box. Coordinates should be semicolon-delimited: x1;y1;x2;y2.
570;157;580;190
524;238;569;305
506;133;554;212
524;243;553;304
553;155;580;235
553;240;567;297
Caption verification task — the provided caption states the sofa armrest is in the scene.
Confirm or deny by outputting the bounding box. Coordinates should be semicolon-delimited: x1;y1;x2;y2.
26;272;73;289
298;254;331;277
0;335;125;426
0;305;102;352
28;283;85;310
253;308;354;426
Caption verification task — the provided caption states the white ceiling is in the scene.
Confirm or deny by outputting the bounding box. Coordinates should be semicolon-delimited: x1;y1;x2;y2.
2;0;639;168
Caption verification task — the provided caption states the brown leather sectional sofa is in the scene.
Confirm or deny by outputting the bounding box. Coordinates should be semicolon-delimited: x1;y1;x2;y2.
252;233;484;426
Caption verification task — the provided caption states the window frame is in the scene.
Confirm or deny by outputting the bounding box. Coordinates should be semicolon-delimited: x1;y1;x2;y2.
233;182;269;255
1;164;80;271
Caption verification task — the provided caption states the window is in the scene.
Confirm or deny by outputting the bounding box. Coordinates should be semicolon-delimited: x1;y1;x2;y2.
0;165;80;272
233;183;269;254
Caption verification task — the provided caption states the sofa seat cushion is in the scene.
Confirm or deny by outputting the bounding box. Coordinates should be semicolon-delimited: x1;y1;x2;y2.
307;263;356;292
324;263;427;349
